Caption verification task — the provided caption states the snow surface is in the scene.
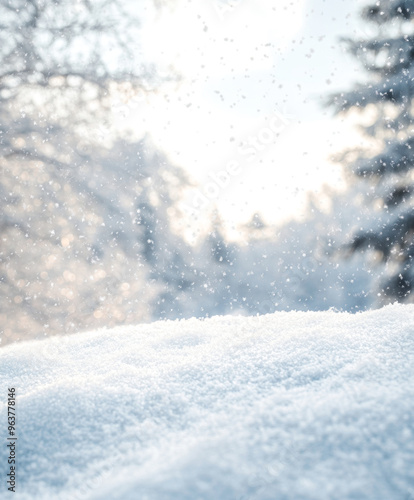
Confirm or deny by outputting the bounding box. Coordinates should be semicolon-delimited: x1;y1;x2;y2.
1;305;414;500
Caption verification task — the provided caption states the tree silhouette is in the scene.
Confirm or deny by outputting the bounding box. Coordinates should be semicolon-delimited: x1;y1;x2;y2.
331;0;414;302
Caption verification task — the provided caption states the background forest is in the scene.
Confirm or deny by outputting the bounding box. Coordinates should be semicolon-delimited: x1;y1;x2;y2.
1;0;413;345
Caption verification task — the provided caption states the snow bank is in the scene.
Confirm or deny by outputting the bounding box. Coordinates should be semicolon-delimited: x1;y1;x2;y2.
1;305;414;500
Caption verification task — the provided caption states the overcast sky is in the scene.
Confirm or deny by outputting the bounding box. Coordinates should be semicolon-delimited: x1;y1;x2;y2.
129;0;369;240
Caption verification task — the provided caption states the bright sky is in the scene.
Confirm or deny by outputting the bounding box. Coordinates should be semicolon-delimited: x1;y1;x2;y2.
125;0;369;241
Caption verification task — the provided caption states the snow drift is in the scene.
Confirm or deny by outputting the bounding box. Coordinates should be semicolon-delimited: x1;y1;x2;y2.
1;305;414;500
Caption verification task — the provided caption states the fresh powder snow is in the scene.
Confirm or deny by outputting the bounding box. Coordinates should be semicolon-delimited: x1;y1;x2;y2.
1;304;413;500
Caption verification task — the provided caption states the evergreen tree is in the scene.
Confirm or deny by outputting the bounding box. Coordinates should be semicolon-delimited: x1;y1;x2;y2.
331;0;414;302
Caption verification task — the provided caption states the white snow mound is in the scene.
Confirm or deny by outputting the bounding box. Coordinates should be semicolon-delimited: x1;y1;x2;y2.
1;305;414;500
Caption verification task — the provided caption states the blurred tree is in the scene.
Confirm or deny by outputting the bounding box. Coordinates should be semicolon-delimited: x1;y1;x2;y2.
330;0;414;303
0;0;188;344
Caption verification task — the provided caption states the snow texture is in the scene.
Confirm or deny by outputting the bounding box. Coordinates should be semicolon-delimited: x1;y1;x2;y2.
1;305;414;500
